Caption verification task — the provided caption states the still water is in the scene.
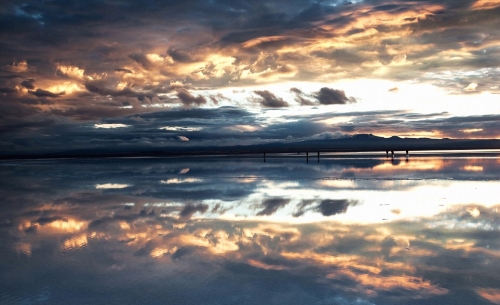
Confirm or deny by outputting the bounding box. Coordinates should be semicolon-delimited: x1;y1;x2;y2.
1;154;500;304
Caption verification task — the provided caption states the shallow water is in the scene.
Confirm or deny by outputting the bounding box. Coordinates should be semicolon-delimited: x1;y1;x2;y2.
1;155;500;304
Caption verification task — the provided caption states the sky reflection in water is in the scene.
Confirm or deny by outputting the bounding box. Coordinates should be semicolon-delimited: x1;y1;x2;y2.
1;156;500;304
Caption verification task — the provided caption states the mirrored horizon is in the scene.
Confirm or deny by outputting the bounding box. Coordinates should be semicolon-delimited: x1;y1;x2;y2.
1;155;500;304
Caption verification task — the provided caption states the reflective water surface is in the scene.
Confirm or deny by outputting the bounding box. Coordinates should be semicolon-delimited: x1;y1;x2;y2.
1;155;500;304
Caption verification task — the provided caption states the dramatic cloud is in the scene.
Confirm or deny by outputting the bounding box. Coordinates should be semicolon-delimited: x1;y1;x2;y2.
1;0;500;155
314;88;356;105
257;198;291;216
176;89;207;106
30;89;66;98
179;203;209;220
253;90;289;108
316;199;358;216
115;68;133;74
1;0;500;96
128;53;154;70
290;87;315;106
167;47;196;63
20;79;35;89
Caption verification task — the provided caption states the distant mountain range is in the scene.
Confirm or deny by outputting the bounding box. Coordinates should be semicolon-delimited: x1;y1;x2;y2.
2;134;500;159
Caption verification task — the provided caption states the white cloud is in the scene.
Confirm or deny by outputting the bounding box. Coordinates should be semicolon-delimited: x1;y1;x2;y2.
96;183;131;189
160;178;202;184
463;82;478;91
159;126;202;131
94;124;130;129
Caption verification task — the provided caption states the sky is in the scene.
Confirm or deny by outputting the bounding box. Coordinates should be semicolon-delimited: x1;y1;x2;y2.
1;0;500;154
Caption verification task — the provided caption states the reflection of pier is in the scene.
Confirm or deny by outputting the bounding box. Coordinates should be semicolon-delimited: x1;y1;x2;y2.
264;150;411;163
385;150;410;159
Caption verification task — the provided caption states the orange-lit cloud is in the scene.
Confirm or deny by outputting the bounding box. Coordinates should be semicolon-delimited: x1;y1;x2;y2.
477;289;500;304
471;0;500;10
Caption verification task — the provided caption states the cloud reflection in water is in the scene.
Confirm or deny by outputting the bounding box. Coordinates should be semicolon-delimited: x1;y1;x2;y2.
1;156;500;304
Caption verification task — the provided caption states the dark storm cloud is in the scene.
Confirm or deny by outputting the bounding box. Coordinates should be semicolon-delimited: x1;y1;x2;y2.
128;53;154;70
167;47;196;63
253;90;289;108
257;198;290;216
179;203;209;220
293;199;359;217
290;87;315;106
29;88;65;98
176;89;208;106
314;88;356;105
171;246;201;259
292;199;316;217
115;68;133;74
20;79;35;89
290;87;357;106
316;199;359;217
208;93;230;105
